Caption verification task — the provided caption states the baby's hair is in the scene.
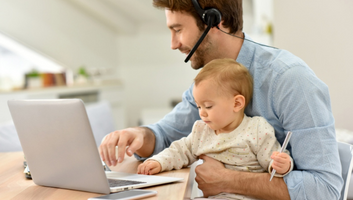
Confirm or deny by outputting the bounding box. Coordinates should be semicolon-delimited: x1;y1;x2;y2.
194;58;253;107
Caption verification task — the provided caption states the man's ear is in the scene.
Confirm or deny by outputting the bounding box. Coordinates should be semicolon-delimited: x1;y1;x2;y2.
217;20;225;28
233;95;245;112
210;20;225;33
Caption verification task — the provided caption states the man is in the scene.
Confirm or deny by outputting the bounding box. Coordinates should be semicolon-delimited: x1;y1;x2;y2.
100;0;343;199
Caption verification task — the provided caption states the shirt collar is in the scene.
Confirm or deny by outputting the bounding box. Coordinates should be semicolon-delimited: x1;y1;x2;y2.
236;32;255;69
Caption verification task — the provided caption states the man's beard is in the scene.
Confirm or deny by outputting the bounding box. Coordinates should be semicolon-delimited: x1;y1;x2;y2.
189;33;214;70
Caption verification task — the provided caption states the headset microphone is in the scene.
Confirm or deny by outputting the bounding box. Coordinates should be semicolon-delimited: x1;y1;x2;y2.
184;18;214;63
184;0;222;63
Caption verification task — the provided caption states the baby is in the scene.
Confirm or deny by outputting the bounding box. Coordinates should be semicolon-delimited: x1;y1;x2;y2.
137;58;293;200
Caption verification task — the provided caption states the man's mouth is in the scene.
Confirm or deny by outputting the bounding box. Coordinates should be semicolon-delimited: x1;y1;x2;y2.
179;48;190;56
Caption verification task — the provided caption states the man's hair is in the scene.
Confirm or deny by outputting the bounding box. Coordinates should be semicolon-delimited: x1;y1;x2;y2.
153;0;243;34
194;58;253;107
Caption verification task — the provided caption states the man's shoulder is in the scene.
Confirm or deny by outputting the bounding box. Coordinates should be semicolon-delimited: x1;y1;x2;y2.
248;44;317;88
241;33;308;72
255;47;308;74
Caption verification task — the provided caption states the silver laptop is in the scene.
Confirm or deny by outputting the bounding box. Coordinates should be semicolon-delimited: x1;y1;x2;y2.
8;99;182;194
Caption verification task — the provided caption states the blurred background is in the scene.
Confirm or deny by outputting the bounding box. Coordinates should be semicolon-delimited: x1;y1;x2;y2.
0;0;352;133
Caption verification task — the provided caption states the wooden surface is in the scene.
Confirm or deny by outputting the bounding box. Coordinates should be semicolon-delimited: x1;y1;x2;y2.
0;152;193;200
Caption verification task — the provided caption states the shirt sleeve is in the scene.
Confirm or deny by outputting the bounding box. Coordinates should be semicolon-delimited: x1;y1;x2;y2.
274;65;343;200
146;122;198;172
135;84;200;161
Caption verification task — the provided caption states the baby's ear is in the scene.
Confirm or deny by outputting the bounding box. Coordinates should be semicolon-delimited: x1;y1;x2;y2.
233;95;245;112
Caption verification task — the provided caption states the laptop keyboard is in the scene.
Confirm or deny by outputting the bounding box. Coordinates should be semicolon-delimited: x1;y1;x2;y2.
108;179;146;187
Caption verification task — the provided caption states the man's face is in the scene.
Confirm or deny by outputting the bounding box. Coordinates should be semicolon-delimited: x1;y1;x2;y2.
165;10;217;70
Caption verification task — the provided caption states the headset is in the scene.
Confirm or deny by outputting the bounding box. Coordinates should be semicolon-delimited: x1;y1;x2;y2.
192;0;222;27
184;0;222;63
185;0;277;63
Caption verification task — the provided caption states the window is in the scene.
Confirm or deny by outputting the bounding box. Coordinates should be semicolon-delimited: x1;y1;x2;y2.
0;32;64;91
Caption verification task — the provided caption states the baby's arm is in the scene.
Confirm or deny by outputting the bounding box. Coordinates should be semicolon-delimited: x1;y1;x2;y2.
270;151;291;174
254;117;293;176
137;160;162;175
137;121;201;175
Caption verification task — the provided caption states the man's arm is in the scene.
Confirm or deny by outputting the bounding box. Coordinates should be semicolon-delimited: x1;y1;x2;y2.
135;84;200;160
195;155;290;200
100;84;199;164
275;66;342;199
134;127;156;157
235;172;290;200
147;133;198;172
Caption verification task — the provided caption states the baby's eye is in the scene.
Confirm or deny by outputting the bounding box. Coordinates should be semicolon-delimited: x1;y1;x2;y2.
205;106;212;109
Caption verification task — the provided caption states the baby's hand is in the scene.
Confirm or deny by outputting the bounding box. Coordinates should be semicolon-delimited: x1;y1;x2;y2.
137;160;162;175
270;151;291;175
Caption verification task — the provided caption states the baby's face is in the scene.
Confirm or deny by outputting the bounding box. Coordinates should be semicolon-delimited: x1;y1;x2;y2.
193;79;240;133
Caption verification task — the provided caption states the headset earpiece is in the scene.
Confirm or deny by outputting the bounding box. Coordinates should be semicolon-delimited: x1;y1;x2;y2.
191;0;222;27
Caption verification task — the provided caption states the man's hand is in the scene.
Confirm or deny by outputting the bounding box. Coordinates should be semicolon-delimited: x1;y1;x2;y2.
137;160;162;175
99;127;155;166
195;155;232;197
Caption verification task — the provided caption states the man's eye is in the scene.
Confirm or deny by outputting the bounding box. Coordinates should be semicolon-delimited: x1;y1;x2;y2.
175;29;181;33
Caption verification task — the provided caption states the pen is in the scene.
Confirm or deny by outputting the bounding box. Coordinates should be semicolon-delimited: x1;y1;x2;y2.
269;131;292;181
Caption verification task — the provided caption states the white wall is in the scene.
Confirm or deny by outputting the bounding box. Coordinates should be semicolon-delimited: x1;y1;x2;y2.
0;0;199;128
117;24;199;127
273;0;353;130
116;2;269;127
4;0;350;131
0;0;118;77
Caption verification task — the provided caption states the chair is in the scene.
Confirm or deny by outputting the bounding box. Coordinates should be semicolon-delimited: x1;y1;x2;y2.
84;101;116;147
338;141;353;200
190;159;204;199
0;100;116;152
0;120;22;152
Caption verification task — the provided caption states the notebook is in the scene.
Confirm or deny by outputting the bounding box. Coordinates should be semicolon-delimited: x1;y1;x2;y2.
8;99;183;194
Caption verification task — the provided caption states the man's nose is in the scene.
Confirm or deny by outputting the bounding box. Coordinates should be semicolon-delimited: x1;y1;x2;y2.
171;33;181;50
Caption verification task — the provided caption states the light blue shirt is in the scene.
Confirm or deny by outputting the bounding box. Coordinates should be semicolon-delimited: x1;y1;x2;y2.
140;33;343;199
